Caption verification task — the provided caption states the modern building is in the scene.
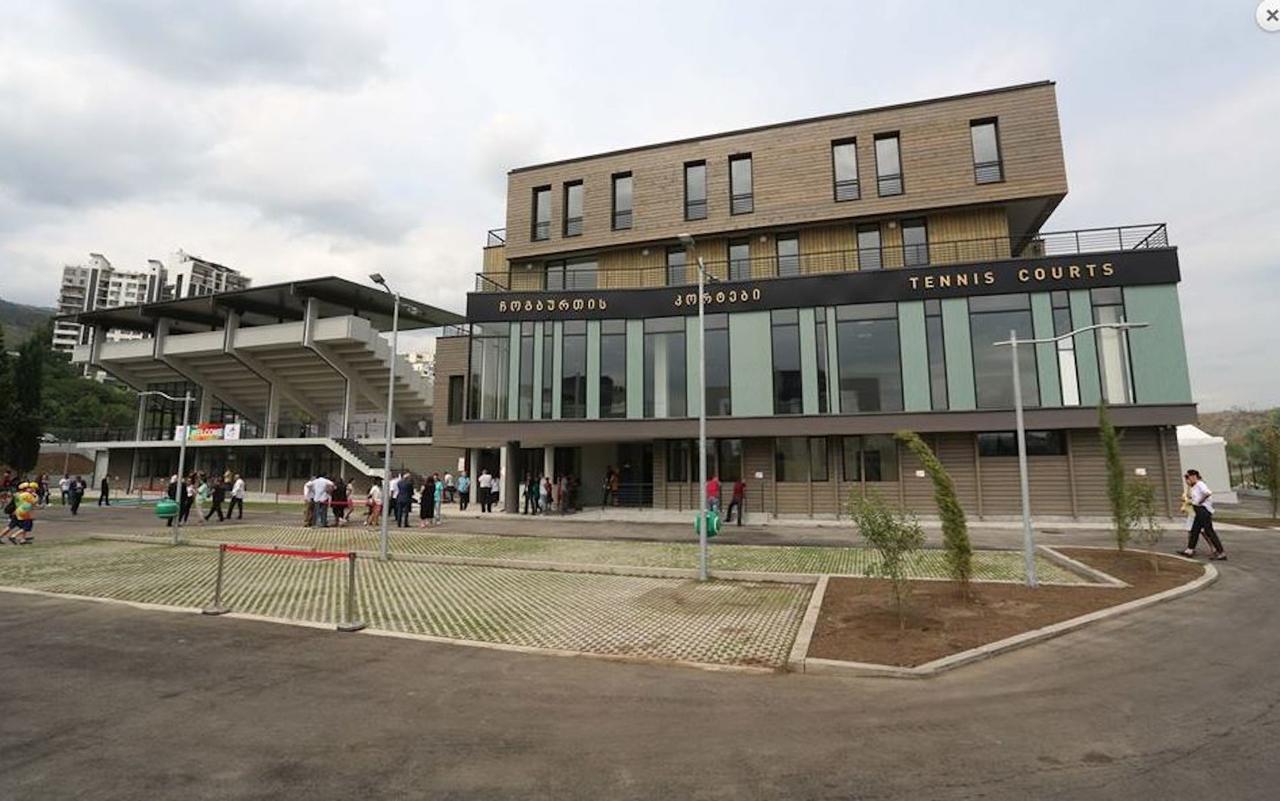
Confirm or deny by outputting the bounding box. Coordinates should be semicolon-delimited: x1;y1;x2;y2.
165;249;250;298
63;277;465;493
433;80;1195;518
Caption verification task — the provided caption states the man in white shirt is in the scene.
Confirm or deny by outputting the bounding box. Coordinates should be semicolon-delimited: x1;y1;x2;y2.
228;474;246;520
1179;469;1226;560
313;474;335;528
302;476;316;527
59;475;70;506
477;469;493;513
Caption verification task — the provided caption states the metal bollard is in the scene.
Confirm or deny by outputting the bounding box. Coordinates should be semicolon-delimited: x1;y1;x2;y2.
202;544;230;615
336;552;366;632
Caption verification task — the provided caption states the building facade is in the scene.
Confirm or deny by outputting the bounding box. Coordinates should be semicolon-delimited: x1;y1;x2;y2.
434;81;1194;518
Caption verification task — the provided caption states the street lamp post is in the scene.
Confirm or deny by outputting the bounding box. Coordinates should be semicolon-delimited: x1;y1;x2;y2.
137;389;193;545
679;233;717;581
371;273;399;561
995;320;1148;587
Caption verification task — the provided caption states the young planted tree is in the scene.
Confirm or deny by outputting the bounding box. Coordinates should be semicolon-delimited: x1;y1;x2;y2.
849;492;925;630
1264;425;1280;520
895;430;972;592
1126;479;1164;572
1098;403;1130;551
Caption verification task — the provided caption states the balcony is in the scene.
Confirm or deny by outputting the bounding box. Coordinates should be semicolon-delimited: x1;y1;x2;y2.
472;223;1170;293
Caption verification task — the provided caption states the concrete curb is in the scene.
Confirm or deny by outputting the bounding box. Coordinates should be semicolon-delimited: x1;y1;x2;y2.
786;576;828;671
0;584;778;675
1037;544;1128;587
794;551;1219;679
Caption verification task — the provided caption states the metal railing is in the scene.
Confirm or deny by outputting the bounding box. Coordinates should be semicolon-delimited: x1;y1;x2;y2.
564;217;583;237
975;160;1004;184
472;223;1170;292
684;199;707;220
834;179;860;201
485;228;507;247
531;221;550;241
877;173;904;196
730;193;754;214
612;210;632;230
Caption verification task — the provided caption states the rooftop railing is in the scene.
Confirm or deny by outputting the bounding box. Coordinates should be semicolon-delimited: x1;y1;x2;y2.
485;228;507;247
473;223;1169;293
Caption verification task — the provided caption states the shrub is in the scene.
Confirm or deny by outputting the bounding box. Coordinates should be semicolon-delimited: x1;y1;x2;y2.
848;492;925;629
1098;403;1130;551
896;430;972;591
1126;479;1164;572
1264;425;1280;519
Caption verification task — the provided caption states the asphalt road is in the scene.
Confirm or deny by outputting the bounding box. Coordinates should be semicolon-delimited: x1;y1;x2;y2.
1;516;1277;799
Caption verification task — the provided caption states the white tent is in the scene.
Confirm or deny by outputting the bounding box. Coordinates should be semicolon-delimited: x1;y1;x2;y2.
1176;425;1238;504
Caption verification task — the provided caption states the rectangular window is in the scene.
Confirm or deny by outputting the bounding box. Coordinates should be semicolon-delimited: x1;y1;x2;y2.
612;172;633;230
774;437;809;482
902;218;929;267
832;139;860;201
924;299;948;410
771;309;803;414
815;308;830;414
874;133;903;196
561;320;587;419
546;258;598;290
644;317;687;418
518;321;534;419
467;324;510;420
1052;291;1080;406
971;119;1003;184
969;294;1040;409
810;437;829;482
728;239;751;282
532;186;551;241
714;439;743;482
704;313;731;416
729;154;753;214
776;234;800;277
857;224;882;270
836;303;902;412
977;430;1067;457
563;181;583;237
665;247;686;287
1091;288;1134;404
666;440;691;482
541;329;553;418
447;375;464;425
841;435;898;482
600;320;627;418
684;161;707;221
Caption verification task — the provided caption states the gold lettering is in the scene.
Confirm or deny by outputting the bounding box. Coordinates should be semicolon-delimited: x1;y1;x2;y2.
984;271;995;285
1018;269;1030;282
728;290;738;303
924;275;935;289
674;294;683;307
939;274;951;288
1102;262;1114;276
498;300;507;312
599;299;607;310
1086;263;1097;277
715;291;725;304
1051;266;1064;280
1069;265;1081;279
956;273;969;287
909;276;920;290
752;288;762;301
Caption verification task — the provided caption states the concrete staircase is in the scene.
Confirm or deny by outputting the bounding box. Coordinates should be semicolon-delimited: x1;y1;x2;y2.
326;437;384;478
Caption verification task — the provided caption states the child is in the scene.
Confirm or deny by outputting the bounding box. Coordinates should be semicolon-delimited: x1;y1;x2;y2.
7;482;39;544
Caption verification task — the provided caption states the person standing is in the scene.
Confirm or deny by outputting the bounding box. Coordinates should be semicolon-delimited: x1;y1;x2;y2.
524;472;539;515
313;473;334;528
193;475;210;526
331;477;348;527
9;482;38;544
444;471;455;504
706;473;721;515
366;480;382;526
1179;469;1227;560
726;478;746;526
302;475;316;527
228;474;246;520
98;474;111;506
433;473;445;526
457;470;470;511
397;472;414;528
477;469;492;513
490;471;501;511
601;466;614;508
59;475;70;506
540;475;551;514
68;476;86;516
419;474;434;528
204;477;226;522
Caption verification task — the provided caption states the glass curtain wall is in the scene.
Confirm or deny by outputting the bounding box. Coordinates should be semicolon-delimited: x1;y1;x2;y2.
836;303;902;412
1052;291;1080;405
704;313;731;415
561;320;587;418
1092;288;1134;404
599;320;627;418
969;294;1039;408
468;324;510;420
644;317;686;417
771;310;803;414
517;322;534;419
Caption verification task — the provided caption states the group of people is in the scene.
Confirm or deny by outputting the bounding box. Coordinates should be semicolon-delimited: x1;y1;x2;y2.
519;472;580;515
703;474;748;527
164;471;247;527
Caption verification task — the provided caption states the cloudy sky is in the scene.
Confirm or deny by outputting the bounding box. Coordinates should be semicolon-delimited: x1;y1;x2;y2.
1;1;1276;409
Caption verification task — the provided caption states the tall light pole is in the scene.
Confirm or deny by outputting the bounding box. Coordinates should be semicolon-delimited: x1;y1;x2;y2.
138;389;193;545
995;320;1147;587
679;233;717;581
371;273;399;561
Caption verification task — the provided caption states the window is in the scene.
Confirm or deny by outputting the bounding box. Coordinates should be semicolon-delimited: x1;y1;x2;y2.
541;329;553;418
666;440;691;482
971;119;1003;184
467;324;510;420
1092;288;1134;404
684;161;707;220
518;322;534;419
977;430;1067;457
874;133;903;196
714;439;743;482
836;303;902;412
563;181;583;237
532;186;551;241
841;435;898;482
857;224;882;270
600;320;627;418
728;239;751;281
644;317;686;418
1052;291;1080;406
704;313;731;416
447;375;465;425
902;218;929;267
810;437;829;482
774;437;809;482
776;234;800;277
729;154;753;214
612;172;633;230
771;309;802;414
832;139;860;201
665;247;686;287
925;299;948;409
969;294;1040;409
815;308;830;414
546;258;597;290
561;320;587;419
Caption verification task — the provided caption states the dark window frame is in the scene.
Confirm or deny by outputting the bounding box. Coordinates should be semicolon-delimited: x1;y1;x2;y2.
562;180;584;237
970;118;1004;184
831;137;860;202
665;246;686;287
611;172;633;230
727;238;751;282
683;160;707;221
775;233;800;277
901;217;930;267
729;153;753;215
531;185;551;241
873;132;903;197
977;430;1067;457
771;309;803;415
856;223;883;270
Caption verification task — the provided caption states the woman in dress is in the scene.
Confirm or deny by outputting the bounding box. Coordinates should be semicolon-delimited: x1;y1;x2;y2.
419;473;435;528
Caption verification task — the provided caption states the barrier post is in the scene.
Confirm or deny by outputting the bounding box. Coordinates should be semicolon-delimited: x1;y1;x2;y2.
202;544;231;616
337;552;367;632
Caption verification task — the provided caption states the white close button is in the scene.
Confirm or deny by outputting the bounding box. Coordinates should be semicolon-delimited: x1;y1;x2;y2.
1259;1;1280;32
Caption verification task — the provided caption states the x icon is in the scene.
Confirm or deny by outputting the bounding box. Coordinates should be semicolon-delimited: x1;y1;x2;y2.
1270;9;1279;21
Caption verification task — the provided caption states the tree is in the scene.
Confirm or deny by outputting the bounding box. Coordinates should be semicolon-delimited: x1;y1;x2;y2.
1127;479;1164;572
0;325;12;467
1098;403;1130;551
896;430;972;591
1264;425;1280;519
5;331;45;473
849;492;925;630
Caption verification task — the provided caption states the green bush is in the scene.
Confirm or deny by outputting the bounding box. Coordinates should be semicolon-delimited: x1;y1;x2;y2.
1098;403;1130;551
896;430;972;591
1265;426;1280;519
848;492;925;629
1126;479;1164;572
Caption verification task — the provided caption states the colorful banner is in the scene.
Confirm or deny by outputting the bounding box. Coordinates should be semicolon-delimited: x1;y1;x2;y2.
173;423;243;442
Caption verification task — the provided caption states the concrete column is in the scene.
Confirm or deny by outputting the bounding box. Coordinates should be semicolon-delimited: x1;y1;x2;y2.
543;445;554;480
501;443;517;513
197;389;213;424
134;394;146;441
262;446;270;493
265;383;280;439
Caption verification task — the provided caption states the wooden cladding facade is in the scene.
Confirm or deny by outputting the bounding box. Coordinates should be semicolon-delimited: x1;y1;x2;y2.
502;82;1064;263
431;335;470;448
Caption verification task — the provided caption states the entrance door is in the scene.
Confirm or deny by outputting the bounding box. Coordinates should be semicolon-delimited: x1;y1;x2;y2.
616;442;654;507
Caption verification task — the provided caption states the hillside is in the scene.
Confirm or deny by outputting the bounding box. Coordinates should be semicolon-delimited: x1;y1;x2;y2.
0;296;54;347
1198;408;1277;444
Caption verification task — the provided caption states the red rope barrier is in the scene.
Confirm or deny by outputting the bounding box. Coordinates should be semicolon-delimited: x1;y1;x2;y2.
221;544;351;560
